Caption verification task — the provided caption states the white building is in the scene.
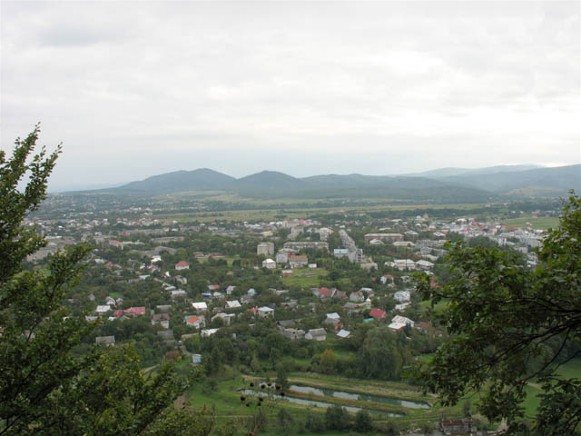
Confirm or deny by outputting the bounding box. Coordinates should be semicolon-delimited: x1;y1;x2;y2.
388;315;415;331
262;258;277;269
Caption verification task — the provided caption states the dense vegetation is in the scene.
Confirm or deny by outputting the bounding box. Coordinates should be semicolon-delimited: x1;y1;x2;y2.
0;127;195;435
417;194;581;434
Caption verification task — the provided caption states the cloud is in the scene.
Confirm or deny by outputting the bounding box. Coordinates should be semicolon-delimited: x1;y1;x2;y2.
1;1;579;187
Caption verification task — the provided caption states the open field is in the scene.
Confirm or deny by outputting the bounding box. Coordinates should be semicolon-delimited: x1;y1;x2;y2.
281;268;328;288
502;216;560;230
522;358;581;418
186;370;468;434
152;197;489;223
556;357;581;379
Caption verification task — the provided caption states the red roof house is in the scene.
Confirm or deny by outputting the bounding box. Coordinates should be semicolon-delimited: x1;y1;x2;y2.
369;308;387;321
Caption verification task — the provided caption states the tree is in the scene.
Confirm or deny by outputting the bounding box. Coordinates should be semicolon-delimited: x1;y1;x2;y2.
354;409;373;433
0;127;188;434
276;408;294;435
325;404;349;431
416;194;581;434
357;326;409;380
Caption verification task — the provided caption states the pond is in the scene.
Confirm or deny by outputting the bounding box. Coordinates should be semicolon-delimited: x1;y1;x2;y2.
240;389;404;417
289;385;431;409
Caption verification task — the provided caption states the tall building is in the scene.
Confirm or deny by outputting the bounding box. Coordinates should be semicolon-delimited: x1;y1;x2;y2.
257;242;275;256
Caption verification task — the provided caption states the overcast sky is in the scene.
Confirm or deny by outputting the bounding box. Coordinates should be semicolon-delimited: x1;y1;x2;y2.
1;1;579;191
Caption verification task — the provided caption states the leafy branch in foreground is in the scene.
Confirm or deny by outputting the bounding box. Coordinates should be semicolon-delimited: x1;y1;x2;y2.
415;193;581;434
0;126;206;435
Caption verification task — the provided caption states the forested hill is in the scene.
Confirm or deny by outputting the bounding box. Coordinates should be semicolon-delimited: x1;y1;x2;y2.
91;164;580;202
436;164;581;196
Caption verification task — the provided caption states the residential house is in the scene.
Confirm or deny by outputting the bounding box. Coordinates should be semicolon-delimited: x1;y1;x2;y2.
277;319;296;329
276;249;295;264
369;308;387;321
440;418;473;435
391;259;417;271
175;261;190;271
184;315;206;329
225;300;242;310
171;289;187;300
305;328;327;341
388;315;415;331
313;287;333;299
393;290;411;303
211;312;235;326
343;302;361;315
288;254;308;268
257;306;275;319
95;336;115;346
336;329;351;339
416;260;435;271
380;274;395;286
281;328;305;341
201;328;219;338
262;258;277;269
151;313;170;329
113;306;146;318
191;302;208;313
207;284;220;292
395;302;411;311
323;312;342;330
349;291;365;303
96;305;111;316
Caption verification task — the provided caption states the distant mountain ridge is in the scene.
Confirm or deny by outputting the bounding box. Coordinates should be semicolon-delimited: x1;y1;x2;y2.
407;164;542;178
118;168;236;193
96;164;580;202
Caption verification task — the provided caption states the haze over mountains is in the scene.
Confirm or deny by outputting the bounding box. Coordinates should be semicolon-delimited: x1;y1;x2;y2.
91;164;581;203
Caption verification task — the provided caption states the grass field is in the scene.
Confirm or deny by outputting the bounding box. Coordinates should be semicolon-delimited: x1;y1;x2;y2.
522;357;581;419
281;268;328;288
502;216;560;230
153;199;487;223
185;370;467;434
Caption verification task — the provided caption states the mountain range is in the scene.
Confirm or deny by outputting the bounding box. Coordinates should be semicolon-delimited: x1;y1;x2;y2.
98;164;580;202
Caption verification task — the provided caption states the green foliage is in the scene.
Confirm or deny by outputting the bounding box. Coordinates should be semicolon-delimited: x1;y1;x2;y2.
356;326;411;380
416;194;581;433
0;127;193;435
354;409;373;433
143;404;215;436
50;346;184;435
325;404;350;431
276;407;294;435
0;125;60;282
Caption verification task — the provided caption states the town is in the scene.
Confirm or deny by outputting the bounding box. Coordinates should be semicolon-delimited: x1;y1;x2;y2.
22;193;562;434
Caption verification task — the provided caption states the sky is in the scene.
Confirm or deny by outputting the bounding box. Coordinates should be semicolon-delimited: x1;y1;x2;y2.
1;0;580;191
